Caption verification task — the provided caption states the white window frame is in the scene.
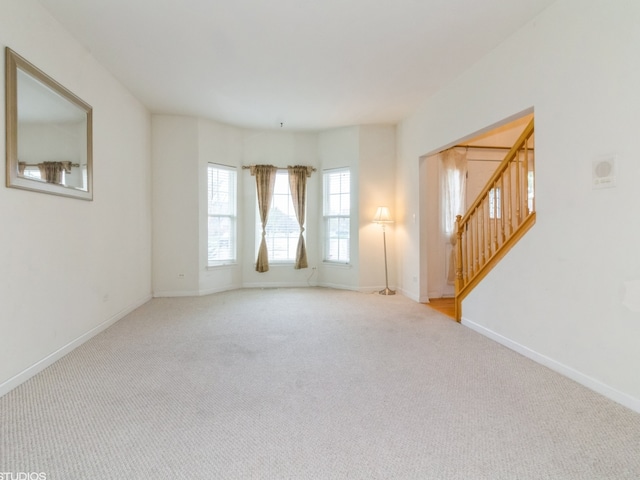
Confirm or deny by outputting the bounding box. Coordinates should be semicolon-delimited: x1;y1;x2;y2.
323;168;351;264
255;170;301;264
22;165;67;184
207;163;237;267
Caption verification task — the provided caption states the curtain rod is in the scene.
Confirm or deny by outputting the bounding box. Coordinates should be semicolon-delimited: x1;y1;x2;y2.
19;161;81;167
433;144;535;156
242;165;317;172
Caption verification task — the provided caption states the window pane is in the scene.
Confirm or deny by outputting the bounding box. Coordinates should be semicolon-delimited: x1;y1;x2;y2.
257;171;301;263
323;169;350;263
325;169;350;216
23;166;42;180
208;167;235;216
208;164;237;265
208;216;235;263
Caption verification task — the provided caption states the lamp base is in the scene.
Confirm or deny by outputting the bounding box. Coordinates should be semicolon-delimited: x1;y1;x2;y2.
379;287;396;296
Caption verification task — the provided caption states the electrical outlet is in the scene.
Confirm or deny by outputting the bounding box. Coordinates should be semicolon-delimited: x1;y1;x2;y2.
178;273;185;280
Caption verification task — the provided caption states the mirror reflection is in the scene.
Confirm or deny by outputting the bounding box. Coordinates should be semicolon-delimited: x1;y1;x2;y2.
5;48;93;200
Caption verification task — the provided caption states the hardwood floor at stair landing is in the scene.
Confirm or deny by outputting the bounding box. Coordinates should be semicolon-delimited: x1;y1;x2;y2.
426;297;455;319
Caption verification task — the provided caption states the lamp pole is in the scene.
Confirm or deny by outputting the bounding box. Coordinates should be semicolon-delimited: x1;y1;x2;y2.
380;222;395;295
373;206;395;296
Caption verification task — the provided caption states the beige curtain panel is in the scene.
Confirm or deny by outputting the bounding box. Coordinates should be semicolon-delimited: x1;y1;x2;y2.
287;165;313;269
36;161;73;184
251;165;277;272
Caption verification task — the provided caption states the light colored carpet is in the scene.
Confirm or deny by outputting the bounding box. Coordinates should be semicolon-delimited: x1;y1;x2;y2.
1;287;639;479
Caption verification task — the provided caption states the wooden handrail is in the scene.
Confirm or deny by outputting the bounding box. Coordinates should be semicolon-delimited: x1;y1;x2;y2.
454;118;535;321
459;120;534;225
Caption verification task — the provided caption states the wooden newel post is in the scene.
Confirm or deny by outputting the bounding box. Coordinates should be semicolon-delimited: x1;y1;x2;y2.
454;215;463;322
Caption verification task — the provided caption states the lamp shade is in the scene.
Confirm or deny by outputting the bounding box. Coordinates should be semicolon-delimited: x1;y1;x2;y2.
372;206;393;224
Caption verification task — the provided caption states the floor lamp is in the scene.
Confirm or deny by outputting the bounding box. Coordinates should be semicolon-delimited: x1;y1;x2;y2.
373;206;395;295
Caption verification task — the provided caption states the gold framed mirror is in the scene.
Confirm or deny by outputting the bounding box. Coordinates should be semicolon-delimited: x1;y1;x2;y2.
5;47;93;200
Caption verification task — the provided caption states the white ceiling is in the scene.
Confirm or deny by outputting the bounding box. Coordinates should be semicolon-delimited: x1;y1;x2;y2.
37;0;556;131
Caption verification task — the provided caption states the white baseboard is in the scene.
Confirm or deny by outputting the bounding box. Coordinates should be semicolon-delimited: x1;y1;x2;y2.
153;290;201;297
397;287;420;302
0;295;151;398
316;282;359;291
315;283;416;300
158;283;409;298
241;281;315;289
462;317;640;414
356;285;387;294
197;284;242;296
155;285;244;298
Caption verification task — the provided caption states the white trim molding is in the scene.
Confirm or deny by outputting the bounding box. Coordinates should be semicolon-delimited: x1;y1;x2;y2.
462;317;640;414
0;295;151;398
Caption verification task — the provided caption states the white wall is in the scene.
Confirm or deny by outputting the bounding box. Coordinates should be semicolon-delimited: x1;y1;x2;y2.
317;127;360;289
152;116;200;296
0;0;152;394
241;129;321;288
152;120;396;295
198;119;244;294
153;116;246;296
397;0;640;410
152;119;325;295
423;155;444;299
316;125;397;292
358;125;396;291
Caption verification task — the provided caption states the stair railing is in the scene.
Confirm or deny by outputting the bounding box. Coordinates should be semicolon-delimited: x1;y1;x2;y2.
454;119;535;321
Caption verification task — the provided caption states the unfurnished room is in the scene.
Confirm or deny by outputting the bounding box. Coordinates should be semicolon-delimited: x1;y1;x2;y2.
1;0;640;478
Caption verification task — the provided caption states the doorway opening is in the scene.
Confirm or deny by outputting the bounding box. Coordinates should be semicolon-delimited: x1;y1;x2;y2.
420;112;534;303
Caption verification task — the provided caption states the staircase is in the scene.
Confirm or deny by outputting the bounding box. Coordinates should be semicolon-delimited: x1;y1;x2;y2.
454;119;535;321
